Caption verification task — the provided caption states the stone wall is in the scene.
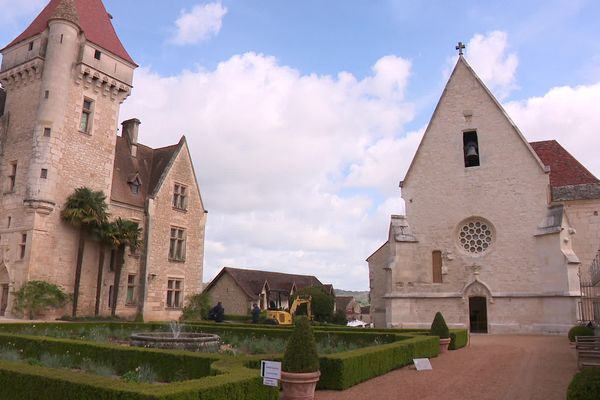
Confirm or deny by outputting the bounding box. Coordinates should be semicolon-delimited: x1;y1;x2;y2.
204;273;251;316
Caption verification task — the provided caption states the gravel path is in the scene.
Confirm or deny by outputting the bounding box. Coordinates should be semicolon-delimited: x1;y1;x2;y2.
316;335;577;400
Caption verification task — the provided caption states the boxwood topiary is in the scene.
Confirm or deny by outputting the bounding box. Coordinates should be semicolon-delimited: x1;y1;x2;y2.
567;367;600;400
282;317;320;373
568;325;595;342
430;312;450;339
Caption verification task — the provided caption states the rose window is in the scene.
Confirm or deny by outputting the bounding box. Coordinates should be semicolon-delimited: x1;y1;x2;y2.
458;219;493;254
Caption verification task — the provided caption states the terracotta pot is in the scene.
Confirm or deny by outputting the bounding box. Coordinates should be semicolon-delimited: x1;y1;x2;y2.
439;337;451;353
280;370;321;400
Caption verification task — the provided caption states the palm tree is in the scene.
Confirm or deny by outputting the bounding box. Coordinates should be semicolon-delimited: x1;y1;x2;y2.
110;218;142;317
61;187;108;317
91;221;118;316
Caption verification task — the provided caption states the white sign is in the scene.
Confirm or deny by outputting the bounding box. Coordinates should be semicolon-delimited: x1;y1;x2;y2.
263;377;279;387
413;358;432;371
261;360;282;380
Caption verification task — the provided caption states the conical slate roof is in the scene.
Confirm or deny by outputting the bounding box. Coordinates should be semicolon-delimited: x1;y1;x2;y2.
49;0;80;26
2;0;136;66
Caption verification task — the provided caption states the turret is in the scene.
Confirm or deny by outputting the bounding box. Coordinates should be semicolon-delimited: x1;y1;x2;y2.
25;0;81;211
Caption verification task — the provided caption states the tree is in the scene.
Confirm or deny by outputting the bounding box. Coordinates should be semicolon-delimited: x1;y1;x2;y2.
292;286;334;322
180;292;212;321
61;187;108;317
110;218;142;317
13;281;69;320
91;221;118;316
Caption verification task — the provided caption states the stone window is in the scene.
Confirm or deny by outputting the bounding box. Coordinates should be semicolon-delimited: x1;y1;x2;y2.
169;227;186;261
43;128;51;137
8;162;17;192
463;131;480;167
126;274;136;305
40;169;48;179
28;42;33;51
19;233;27;259
172;184;187;210
94;50;102;60
432;250;442;283
80;99;93;133
166;278;183;308
108;285;114;307
129;177;141;195
458;219;494;254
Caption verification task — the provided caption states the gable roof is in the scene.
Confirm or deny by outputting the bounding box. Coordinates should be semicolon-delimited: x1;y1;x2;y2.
111;136;179;207
529;140;599;188
2;0;136;66
204;267;325;299
335;296;354;311
401;56;547;188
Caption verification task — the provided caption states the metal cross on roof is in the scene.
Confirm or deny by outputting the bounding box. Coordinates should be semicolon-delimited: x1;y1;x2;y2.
456;41;466;55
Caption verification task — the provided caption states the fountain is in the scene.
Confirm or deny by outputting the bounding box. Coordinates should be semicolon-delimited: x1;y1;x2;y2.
130;321;221;352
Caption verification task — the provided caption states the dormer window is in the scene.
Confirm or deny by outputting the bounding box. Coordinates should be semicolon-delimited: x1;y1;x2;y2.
463;131;480;167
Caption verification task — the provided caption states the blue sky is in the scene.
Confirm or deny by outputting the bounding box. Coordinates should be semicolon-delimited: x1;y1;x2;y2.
1;0;600;290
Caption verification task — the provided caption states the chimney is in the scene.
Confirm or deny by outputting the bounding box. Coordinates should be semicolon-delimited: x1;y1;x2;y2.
121;118;140;157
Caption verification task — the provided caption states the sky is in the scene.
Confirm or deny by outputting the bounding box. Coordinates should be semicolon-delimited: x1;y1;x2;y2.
1;0;600;291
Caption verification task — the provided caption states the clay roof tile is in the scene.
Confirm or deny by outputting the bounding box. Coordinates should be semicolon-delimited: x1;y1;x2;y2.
529;140;599;187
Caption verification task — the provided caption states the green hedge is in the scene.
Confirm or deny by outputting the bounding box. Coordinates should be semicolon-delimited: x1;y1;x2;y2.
0;333;215;382
567;367;600;400
0;321;467;396
0;358;278;400
318;335;438;390
449;329;469;350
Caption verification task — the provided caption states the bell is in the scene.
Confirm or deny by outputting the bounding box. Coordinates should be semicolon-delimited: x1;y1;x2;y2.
465;141;479;163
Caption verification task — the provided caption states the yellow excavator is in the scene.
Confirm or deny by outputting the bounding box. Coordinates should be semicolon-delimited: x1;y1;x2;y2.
266;295;312;325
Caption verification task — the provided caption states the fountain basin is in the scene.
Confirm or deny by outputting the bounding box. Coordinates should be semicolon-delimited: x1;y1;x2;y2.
130;332;221;352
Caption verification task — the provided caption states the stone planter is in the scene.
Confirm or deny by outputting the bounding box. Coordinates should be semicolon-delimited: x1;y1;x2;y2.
439;337;451;353
280;370;321;400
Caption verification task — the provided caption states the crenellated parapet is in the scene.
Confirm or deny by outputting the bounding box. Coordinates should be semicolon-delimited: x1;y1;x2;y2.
0;58;44;90
75;63;131;103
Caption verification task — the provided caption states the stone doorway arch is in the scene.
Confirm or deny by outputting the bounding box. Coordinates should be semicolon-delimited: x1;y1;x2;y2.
462;279;492;333
0;262;10;317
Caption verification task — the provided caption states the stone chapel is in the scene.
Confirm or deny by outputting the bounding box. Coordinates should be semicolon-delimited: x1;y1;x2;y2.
0;0;206;320
368;54;600;334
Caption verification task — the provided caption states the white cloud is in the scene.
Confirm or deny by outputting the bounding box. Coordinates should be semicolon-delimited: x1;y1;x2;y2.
171;2;228;45
448;31;519;100
121;53;415;290
504;82;600;178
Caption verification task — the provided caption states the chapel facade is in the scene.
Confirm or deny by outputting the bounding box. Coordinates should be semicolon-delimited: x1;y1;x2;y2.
0;0;206;320
368;55;600;334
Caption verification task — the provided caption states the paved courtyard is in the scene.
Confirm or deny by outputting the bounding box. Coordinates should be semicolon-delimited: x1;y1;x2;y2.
316;335;577;400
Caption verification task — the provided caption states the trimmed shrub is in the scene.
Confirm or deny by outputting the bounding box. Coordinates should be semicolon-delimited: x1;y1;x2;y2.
318;335;438;390
282;317;319;373
430;312;450;339
449;329;469;350
13;281;69;320
568;325;595;342
567;367;600;400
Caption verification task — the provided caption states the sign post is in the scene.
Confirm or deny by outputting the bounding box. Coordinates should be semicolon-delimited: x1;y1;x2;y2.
261;360;282;386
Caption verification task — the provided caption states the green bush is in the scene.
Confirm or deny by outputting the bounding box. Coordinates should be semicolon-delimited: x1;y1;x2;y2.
318;335;438;390
568;325;595;342
449;329;469;350
180;292;211;321
292;286;334;322
567;367;600;400
430;312;450;339
13;281;69;320
331;310;348;325
282;317;320;373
